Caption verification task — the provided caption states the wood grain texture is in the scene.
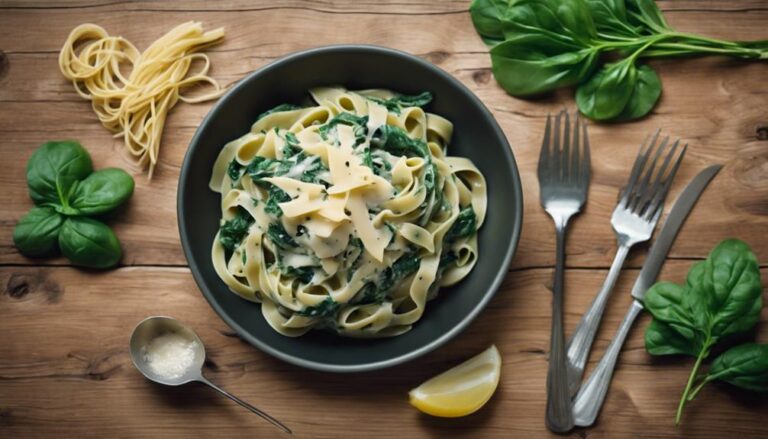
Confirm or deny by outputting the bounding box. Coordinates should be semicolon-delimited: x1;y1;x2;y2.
1;264;766;438
0;0;767;437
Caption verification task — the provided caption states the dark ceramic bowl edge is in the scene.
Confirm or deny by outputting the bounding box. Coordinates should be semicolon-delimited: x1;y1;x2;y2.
177;44;523;373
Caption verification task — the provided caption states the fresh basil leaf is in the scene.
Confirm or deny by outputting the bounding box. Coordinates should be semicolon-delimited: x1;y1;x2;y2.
576;59;638;120
490;34;598;96
613;64;662;121
26;140;93;206
69;168;135;216
708;343;768;392
12;207;64;257
59;217;121;268
469;0;513;43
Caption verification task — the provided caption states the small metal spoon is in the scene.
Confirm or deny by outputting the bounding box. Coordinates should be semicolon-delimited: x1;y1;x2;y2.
129;316;291;434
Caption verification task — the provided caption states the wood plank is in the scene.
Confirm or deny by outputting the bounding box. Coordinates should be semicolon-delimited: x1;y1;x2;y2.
1;53;766;267
0;263;766;438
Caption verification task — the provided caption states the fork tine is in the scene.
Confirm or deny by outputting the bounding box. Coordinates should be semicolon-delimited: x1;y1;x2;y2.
644;143;687;220
637;138;679;215
580;117;591;187
563;111;571;182
553;111;562;181
621;130;658;207
571;113;580;183
629;135;669;213
538;113;552;181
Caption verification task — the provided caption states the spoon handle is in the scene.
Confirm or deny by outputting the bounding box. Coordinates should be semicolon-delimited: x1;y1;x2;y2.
198;376;292;434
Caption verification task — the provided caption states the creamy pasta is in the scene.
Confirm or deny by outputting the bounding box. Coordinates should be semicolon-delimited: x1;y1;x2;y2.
209;87;487;337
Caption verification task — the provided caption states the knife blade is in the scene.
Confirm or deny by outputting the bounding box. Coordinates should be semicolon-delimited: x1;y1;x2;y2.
631;164;722;301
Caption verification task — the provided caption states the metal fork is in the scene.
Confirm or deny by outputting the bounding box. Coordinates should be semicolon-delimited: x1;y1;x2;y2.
538;110;590;433
565;131;686;395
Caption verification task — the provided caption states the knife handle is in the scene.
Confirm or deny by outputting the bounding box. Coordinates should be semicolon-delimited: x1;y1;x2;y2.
572;300;644;426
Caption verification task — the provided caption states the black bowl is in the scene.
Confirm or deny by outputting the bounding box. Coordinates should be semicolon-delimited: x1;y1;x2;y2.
178;45;523;372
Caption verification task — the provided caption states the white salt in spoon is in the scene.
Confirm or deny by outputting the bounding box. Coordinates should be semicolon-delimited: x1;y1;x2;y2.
129;316;291;434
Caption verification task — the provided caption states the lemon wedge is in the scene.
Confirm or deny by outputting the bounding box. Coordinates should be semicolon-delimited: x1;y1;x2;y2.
409;345;501;417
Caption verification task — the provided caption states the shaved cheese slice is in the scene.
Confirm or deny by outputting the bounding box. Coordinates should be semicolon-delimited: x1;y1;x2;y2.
263;176;325;198
347;193;391;262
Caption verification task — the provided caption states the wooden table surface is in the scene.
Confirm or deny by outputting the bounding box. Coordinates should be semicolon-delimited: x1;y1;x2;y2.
1;1;767;437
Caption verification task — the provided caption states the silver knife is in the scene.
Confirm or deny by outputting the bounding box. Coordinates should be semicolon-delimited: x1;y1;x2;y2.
572;164;722;427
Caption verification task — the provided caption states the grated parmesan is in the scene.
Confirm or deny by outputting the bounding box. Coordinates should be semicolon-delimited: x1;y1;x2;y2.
143;332;199;379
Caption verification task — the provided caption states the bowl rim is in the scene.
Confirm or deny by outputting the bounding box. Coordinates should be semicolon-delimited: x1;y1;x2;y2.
177;44;523;372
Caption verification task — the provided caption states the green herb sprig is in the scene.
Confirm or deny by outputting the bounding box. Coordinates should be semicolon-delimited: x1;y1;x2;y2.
470;0;768;121
13;141;134;268
642;239;767;424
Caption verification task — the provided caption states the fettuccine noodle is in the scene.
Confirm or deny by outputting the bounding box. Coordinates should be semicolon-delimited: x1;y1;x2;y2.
59;22;225;178
209;87;487;337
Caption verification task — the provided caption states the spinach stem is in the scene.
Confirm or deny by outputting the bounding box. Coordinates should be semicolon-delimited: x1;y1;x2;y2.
675;342;710;425
686;377;711;401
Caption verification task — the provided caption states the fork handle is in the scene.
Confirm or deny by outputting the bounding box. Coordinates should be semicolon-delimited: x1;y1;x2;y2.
545;225;574;432
566;243;631;396
573;300;644;426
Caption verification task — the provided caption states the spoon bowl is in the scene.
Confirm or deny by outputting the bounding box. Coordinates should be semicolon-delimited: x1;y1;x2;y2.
129;316;205;386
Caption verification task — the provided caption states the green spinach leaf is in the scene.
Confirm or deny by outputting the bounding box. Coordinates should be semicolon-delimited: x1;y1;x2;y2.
625;0;670;33
576;58;638;120
13;207;64;257
643;239;762;424
490;34;598;96
469;0;513;45
26;140;92;207
58;216;121;268
69;168;135;215
613;64;662;121
706;343;768;393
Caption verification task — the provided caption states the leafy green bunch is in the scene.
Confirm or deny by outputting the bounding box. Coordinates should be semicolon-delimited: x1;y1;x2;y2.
643;239;767;424
470;0;768;121
13;141;134;268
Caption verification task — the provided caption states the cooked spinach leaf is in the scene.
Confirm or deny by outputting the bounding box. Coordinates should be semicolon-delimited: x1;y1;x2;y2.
227;159;243;182
446;207;477;242
282;131;302;158
358;252;421;305
267;222;298;250
298;296;339;318
219;207;254;253
281;265;315;284
264;185;291;216
318;112;369;144
368;91;433;115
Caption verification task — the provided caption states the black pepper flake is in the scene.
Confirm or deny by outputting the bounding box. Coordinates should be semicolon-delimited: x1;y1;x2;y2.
345;161;350;167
